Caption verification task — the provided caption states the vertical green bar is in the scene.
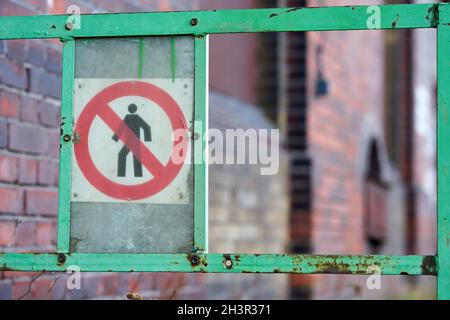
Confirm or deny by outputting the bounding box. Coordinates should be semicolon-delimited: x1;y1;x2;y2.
193;35;209;253
57;38;75;253
438;24;450;300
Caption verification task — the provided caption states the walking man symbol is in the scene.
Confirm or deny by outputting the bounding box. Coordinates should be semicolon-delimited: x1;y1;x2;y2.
112;104;152;177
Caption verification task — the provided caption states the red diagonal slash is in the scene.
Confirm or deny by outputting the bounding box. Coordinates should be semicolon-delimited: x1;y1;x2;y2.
97;103;165;178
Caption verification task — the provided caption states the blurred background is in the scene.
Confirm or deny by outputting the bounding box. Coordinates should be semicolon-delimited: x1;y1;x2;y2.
0;0;440;299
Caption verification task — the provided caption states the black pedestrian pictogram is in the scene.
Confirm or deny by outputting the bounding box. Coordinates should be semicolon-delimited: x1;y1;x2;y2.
112;104;151;177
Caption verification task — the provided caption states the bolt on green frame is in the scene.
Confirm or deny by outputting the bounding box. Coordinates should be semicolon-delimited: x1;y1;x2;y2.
0;3;448;299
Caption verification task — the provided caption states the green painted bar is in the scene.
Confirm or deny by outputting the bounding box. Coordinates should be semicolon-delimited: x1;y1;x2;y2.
0;3;439;40
0;253;436;275
56;38;75;253
193;35;209;253
437;22;450;300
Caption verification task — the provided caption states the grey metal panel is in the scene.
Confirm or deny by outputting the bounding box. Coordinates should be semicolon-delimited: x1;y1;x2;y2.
75;36;194;79
70;202;194;253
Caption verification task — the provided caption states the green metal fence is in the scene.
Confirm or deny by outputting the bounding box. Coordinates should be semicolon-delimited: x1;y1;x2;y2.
0;3;447;299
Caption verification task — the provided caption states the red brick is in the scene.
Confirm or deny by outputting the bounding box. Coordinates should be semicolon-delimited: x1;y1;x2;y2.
0;280;12;300
38;101;60;128
0;187;23;214
3;271;42;279
30;68;61;99
6;40;28;62
14;221;36;246
0;58;27;89
18;157;37;184
25;189;58;216
31;278;52;299
45;48;61;73
0;221;16;246
0;155;18;183
21;0;48;13
19;96;39;124
0;91;20;118
98;275;120;296
46;130;60;158
12;280;33;300
0;1;34;16
8;123;47;154
0;120;7;148
36;221;56;246
37;159;58;186
27;41;47;67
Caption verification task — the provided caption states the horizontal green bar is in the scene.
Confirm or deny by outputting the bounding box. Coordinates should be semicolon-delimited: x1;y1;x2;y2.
0;253;436;275
0;3;439;40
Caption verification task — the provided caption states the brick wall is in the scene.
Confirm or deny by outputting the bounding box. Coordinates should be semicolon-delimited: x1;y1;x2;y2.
206;91;289;299
0;0;290;300
298;0;437;299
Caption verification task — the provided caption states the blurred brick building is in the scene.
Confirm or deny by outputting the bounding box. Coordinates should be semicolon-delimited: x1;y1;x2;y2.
0;0;438;300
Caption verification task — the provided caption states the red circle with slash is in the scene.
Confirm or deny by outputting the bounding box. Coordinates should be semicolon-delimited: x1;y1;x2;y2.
74;81;188;200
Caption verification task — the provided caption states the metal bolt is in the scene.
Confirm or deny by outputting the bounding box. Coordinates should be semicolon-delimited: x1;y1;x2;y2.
190;18;198;26
65;22;74;30
63;134;71;142
57;253;66;264
193;132;200;140
190;254;200;266
224;259;233;269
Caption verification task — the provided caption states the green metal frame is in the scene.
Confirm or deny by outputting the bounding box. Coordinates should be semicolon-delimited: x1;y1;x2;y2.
0;2;448;299
57;38;75;253
194;35;209;253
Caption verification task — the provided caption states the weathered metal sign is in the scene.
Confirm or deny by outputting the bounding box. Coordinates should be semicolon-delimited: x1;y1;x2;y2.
68;37;197;254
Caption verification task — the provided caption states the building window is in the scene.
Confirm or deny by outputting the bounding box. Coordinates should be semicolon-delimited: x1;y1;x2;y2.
364;141;388;253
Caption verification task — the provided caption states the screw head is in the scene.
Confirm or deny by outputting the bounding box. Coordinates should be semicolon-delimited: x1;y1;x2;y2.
224;259;233;269
65;22;74;30
57;254;66;264
63;134;71;142
190;254;200;265
190;18;198;26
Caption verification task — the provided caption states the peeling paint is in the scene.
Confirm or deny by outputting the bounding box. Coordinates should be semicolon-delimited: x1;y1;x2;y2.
426;3;440;28
420;256;436;275
392;14;400;28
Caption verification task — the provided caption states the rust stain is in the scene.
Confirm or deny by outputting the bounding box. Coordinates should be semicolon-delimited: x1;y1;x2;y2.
273;268;282;273
187;253;208;269
420;256;436;275
187;253;199;266
72;132;80;144
286;7;303;13
303;255;382;275
0;263;13;272
426;4;439;28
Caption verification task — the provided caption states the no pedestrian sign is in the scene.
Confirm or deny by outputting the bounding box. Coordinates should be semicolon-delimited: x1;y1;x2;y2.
71;78;193;204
